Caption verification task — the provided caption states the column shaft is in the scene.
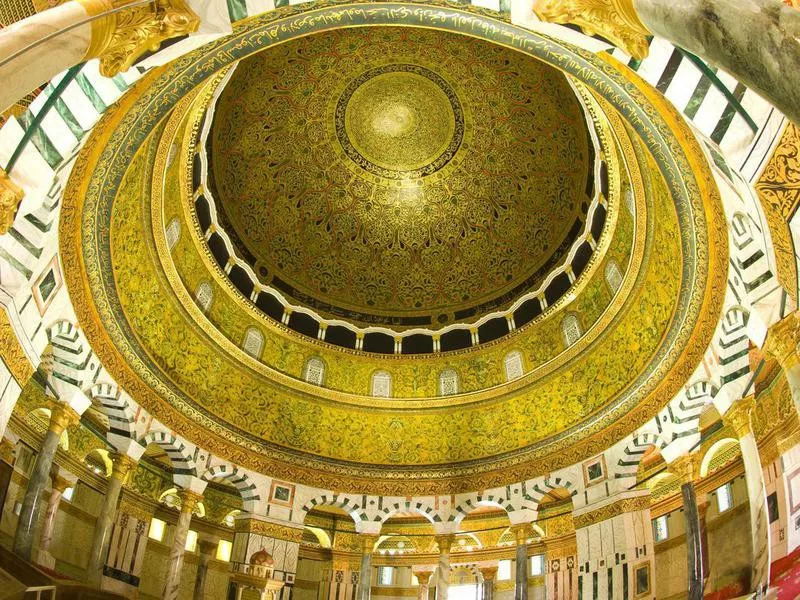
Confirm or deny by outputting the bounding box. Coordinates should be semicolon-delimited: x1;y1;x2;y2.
359;550;373;600
12;428;60;559
681;482;704;600
193;550;212;600
740;431;771;594
632;0;800;125
436;547;451;600
86;474;123;584
38;484;63;554
162;491;201;600
515;542;528;600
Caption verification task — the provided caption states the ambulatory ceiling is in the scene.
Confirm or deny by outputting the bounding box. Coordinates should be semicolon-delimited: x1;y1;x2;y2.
60;2;727;494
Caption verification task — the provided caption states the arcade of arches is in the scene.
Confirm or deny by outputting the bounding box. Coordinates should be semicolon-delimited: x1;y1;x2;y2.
0;0;799;599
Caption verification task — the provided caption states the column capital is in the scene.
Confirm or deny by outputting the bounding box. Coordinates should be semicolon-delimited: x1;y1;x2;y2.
360;533;379;554
533;0;652;60
435;533;456;553
478;566;498;582
670;452;703;483
723;396;755;439
178;488;203;514
415;570;434;586
48;401;81;436
77;0;201;77
50;473;71;493
0;167;24;235
109;452;138;483
764;313;800;370
510;522;534;545
197;538;218;556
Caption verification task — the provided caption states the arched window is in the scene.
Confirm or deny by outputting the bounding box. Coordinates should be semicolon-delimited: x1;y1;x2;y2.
166;217;181;250
304;357;325;386
371;371;392;398
504;351;524;381
604;260;623;293
242;328;264;358
561;313;581;347
439;369;459;396
195;282;213;313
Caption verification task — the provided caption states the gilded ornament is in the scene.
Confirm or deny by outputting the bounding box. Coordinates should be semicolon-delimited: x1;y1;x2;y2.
764;312;799;370
361;533;380;554
0;167;24;236
572;494;650;530
510;522;534;544
478;567;497;582
51;474;71;493
110;452;138;483
668;452;702;483
78;0;200;77
723;396;756;439
47;401;81;436
0;308;34;384
434;534;455;553
60;1;727;494
533;0;651;60
0;438;15;464
235;517;304;542
178;488;203;513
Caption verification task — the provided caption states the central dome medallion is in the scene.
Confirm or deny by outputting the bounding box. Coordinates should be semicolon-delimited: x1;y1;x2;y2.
207;27;593;330
337;63;464;178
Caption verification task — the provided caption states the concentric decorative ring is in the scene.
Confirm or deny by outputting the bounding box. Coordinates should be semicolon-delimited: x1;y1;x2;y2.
335;64;464;179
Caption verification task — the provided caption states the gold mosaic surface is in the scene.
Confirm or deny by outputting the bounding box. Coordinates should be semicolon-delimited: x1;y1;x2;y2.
209;27;591;326
60;3;727;493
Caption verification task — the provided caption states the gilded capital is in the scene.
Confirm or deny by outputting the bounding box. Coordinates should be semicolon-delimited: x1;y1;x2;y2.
51;474;71;493
48;402;81;435
724;396;755;439
533;0;652;60
510;522;534;544
360;533;379;554
435;533;456;554
670;452;702;483
0;167;24;236
764;313;800;371
178;488;203;514
78;0;201;77
110;452;138;483
479;567;498;582
415;570;434;586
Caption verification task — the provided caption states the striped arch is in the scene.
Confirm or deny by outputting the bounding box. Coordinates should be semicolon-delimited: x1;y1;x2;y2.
524;475;579;507
717;306;751;388
201;464;260;511
139;431;197;484
729;212;776;304
46;320;96;402
88;383;136;443
300;493;367;526
615;432;670;479
449;494;514;523
377;500;442;524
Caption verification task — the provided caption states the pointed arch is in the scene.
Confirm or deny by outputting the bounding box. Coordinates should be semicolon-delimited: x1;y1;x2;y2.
46;320;95;404
88;382;136;443
201;464;261;512
717;306;751;387
449;493;514;523
376;499;442;525
300;493;367;527
140;431;197;484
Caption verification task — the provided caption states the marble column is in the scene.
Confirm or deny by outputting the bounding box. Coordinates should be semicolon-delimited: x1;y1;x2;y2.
672;453;705;600
86;452;137;586
511;524;532;600
12;402;79;560
724;397;771;595
532;0;800;125
633;0;800;125
36;471;69;558
434;534;455;600
478;567;497;600
162;489;203;600
359;534;378;600
0;0;202;112
193;537;218;600
415;570;434;600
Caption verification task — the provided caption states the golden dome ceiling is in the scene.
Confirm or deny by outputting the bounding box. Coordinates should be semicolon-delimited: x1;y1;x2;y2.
206;27;593;330
60;2;726;494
